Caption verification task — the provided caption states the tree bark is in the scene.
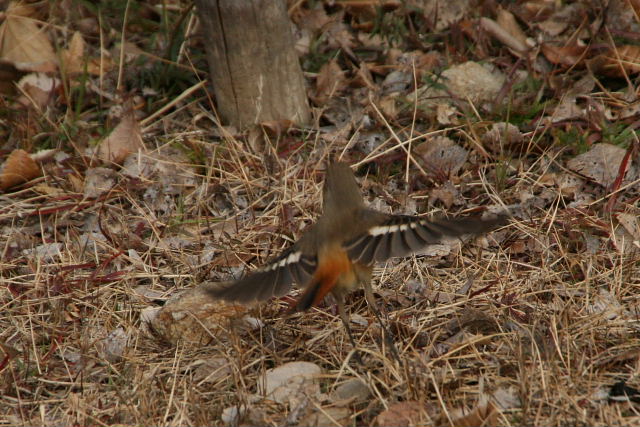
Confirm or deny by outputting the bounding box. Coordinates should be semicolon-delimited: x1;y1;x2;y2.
194;0;310;129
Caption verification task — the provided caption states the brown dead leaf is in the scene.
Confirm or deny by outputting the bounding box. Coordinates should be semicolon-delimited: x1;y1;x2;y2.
0;149;41;191
314;58;347;105
446;307;501;335
97;108;145;164
616;212;640;240
420;0;474;31
447;400;500;427
541;42;587;67
17;72;59;109
430;182;462;208
376;401;430;427
290;6;332;33
298;407;351;427
597;45;640;77
0;2;57;71
415;136;469;179
62;31;85;75
61;31;112;76
259;119;294;137
567;143;636;188
481;12;530;56
496;9;529;48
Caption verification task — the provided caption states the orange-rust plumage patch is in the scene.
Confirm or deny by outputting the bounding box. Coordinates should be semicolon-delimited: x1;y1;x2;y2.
310;249;352;306
290;247;353;312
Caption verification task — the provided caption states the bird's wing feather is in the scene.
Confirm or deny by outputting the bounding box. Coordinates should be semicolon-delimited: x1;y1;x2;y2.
346;214;506;265
206;245;317;304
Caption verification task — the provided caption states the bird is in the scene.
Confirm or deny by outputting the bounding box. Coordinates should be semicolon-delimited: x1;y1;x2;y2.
207;162;505;359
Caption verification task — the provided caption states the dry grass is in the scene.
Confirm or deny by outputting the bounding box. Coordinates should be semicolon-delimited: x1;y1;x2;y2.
1;2;640;426
2;119;639;426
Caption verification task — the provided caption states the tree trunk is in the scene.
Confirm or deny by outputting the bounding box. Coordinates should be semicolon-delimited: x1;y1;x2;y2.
194;0;310;129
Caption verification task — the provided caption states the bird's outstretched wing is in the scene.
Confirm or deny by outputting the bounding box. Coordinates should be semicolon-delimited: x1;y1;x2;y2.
206;245;317;304
345;214;506;265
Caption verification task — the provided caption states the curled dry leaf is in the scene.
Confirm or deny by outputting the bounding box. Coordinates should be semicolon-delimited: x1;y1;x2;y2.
97;108;145;164
483;122;524;152
541;42;587;67
314;58;347;105
0;2;57;71
297;407;351;427
62;31;113;77
0;149;41;191
17;72;60;109
430;181;463;208
375;401;429;427
599;45;640;77
420;0;474;31
415;136;468;178
481;14;529;56
62;31;85;74
446;399;500;427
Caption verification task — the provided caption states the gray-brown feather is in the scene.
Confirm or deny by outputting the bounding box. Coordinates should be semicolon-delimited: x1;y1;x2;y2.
206;246;317;303
346;214;506;265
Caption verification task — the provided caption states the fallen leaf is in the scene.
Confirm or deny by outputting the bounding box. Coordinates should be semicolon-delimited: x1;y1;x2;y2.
97;107;145;164
96;327;128;363
481;14;530;56
0;149;41;191
297;407;351;427
375;401;428;427
17;72;60;109
541;42;587;67
447;400;499;427
61;31;86;75
420;0;474;31
314;58;347;105
415;136;469;179
83;167;118;198
0;2;57;71
430;182;462;208
616;212;640;240
598;45;640;77
567;143;637;188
